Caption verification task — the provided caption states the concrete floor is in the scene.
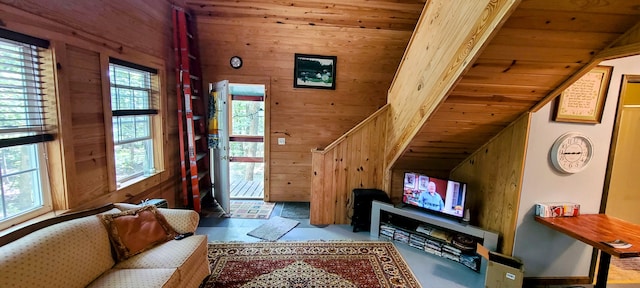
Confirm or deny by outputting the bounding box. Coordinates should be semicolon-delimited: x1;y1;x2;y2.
196;202;640;288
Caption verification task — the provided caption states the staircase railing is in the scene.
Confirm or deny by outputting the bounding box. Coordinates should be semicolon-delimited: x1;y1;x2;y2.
310;104;389;225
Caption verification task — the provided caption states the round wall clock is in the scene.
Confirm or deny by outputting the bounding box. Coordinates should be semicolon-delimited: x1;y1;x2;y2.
230;56;242;69
550;132;594;174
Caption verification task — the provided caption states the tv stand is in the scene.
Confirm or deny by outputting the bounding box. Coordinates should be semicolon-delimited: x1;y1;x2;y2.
370;201;499;272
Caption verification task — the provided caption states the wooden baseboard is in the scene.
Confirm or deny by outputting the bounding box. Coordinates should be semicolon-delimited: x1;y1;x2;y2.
523;276;592;287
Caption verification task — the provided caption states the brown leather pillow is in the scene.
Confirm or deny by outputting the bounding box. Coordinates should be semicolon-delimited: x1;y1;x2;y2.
99;205;177;262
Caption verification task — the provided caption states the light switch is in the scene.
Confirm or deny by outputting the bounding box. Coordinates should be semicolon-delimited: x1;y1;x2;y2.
278;138;286;145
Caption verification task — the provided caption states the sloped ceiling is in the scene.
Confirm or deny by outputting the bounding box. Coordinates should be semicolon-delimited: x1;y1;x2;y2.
187;0;640;172
396;0;640;171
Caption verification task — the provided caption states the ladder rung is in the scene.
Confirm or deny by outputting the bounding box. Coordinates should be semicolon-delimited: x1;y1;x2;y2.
197;170;209;181
174;7;207;213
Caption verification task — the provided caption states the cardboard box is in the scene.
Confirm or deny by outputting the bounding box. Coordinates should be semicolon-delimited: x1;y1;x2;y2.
477;244;524;288
535;202;580;217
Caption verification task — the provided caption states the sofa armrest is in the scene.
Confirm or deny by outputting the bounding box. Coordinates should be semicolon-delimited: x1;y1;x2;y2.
113;203;200;234
157;208;200;234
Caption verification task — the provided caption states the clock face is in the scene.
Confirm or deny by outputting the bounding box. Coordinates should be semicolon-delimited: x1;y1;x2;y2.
550;132;594;174
230;56;242;69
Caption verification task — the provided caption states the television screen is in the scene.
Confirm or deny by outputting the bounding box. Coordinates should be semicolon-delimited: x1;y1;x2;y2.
402;172;466;219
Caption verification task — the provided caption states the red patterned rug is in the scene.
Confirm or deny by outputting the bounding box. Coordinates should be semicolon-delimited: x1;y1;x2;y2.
200;241;420;288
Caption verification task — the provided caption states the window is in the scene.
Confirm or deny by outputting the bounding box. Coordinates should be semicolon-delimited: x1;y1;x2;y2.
0;29;53;228
109;58;159;187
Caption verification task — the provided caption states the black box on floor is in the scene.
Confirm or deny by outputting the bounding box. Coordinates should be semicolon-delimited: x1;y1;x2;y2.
351;188;391;232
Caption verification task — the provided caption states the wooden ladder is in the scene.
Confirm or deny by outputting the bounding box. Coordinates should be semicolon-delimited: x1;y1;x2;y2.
172;7;210;212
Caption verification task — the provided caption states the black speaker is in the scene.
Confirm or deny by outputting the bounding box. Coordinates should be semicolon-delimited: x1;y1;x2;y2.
351;188;391;232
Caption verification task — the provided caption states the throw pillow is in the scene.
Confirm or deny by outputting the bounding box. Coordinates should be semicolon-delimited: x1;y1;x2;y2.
99;205;177;261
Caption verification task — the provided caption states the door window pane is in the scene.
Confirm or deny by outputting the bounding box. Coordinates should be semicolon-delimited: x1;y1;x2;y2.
231;101;264;136
230;142;264;158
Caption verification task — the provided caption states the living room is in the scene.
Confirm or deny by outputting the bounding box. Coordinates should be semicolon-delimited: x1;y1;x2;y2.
1;0;640;287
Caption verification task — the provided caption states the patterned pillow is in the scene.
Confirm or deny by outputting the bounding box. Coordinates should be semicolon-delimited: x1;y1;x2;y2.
99;205;177;262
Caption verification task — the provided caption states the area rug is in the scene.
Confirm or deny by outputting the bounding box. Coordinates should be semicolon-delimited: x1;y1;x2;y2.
228;201;275;219
246;216;299;241
280;201;310;219
607;257;640;284
201;241;420;288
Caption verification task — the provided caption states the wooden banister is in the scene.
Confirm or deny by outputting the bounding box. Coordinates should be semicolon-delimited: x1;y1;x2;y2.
310;104;390;225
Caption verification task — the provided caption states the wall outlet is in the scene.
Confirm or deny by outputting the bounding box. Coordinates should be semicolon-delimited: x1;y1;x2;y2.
278;138;286;145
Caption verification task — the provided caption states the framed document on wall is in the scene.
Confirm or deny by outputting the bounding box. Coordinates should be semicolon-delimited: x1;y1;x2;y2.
554;65;613;124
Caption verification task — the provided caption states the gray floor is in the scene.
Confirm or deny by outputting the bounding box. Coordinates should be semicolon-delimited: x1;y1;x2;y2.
197;203;640;288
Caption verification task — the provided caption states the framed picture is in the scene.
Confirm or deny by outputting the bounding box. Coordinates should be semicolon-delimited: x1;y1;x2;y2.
554;65;613;123
293;53;336;90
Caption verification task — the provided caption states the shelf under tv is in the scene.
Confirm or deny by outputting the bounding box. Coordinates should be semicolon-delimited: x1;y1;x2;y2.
370;201;499;273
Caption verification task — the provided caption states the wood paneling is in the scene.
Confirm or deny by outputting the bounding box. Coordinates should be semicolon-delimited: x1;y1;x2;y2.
0;1;180;211
192;1;417;202
310;106;388;224
0;0;172;58
450;114;530;255
2;0;638;238
401;1;640;181
66;46;107;207
189;0;425;31
384;0;521;186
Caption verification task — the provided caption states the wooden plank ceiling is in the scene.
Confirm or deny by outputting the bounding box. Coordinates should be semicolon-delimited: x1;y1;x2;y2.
398;0;640;171
187;0;640;172
186;0;426;31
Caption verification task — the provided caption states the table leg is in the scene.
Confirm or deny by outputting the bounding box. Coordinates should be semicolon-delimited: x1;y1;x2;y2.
595;251;611;288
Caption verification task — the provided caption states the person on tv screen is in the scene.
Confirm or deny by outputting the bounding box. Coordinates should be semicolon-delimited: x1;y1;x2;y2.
419;181;444;211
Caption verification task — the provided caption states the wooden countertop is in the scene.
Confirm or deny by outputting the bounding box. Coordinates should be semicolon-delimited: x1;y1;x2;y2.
535;214;640;258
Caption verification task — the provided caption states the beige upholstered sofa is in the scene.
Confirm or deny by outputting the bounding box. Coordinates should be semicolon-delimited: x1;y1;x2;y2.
0;203;210;288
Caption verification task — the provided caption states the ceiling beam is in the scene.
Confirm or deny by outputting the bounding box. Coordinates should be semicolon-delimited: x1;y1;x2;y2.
382;0;523;191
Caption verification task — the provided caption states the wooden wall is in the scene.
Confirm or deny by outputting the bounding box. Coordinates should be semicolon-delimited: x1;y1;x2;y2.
0;1;182;210
195;14;413;202
450;113;530;255
310;105;388;225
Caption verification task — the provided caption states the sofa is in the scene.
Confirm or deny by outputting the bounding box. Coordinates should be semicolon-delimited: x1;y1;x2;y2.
0;203;210;288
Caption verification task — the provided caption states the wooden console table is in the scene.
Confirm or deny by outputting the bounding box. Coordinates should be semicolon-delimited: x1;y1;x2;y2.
535;214;640;288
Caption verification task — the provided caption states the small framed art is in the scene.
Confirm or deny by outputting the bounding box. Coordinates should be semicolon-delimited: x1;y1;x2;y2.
293;53;336;90
554;65;613;124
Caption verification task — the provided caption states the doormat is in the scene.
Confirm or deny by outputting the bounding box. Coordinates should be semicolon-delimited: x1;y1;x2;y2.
608;257;640;284
246;216;299;241
228;201;275;219
280;201;310;219
201;241;420;288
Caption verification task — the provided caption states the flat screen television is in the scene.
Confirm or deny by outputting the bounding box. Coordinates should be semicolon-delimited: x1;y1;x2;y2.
402;172;467;220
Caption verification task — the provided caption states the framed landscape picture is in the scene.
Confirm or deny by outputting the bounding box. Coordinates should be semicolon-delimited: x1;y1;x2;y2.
293;53;336;90
554;65;613;124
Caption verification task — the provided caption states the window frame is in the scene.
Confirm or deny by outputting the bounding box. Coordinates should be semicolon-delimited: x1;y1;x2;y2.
0;31;54;229
0;142;53;230
103;56;166;192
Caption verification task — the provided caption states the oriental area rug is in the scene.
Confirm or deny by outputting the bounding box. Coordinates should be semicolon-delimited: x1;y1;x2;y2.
200;241;420;288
